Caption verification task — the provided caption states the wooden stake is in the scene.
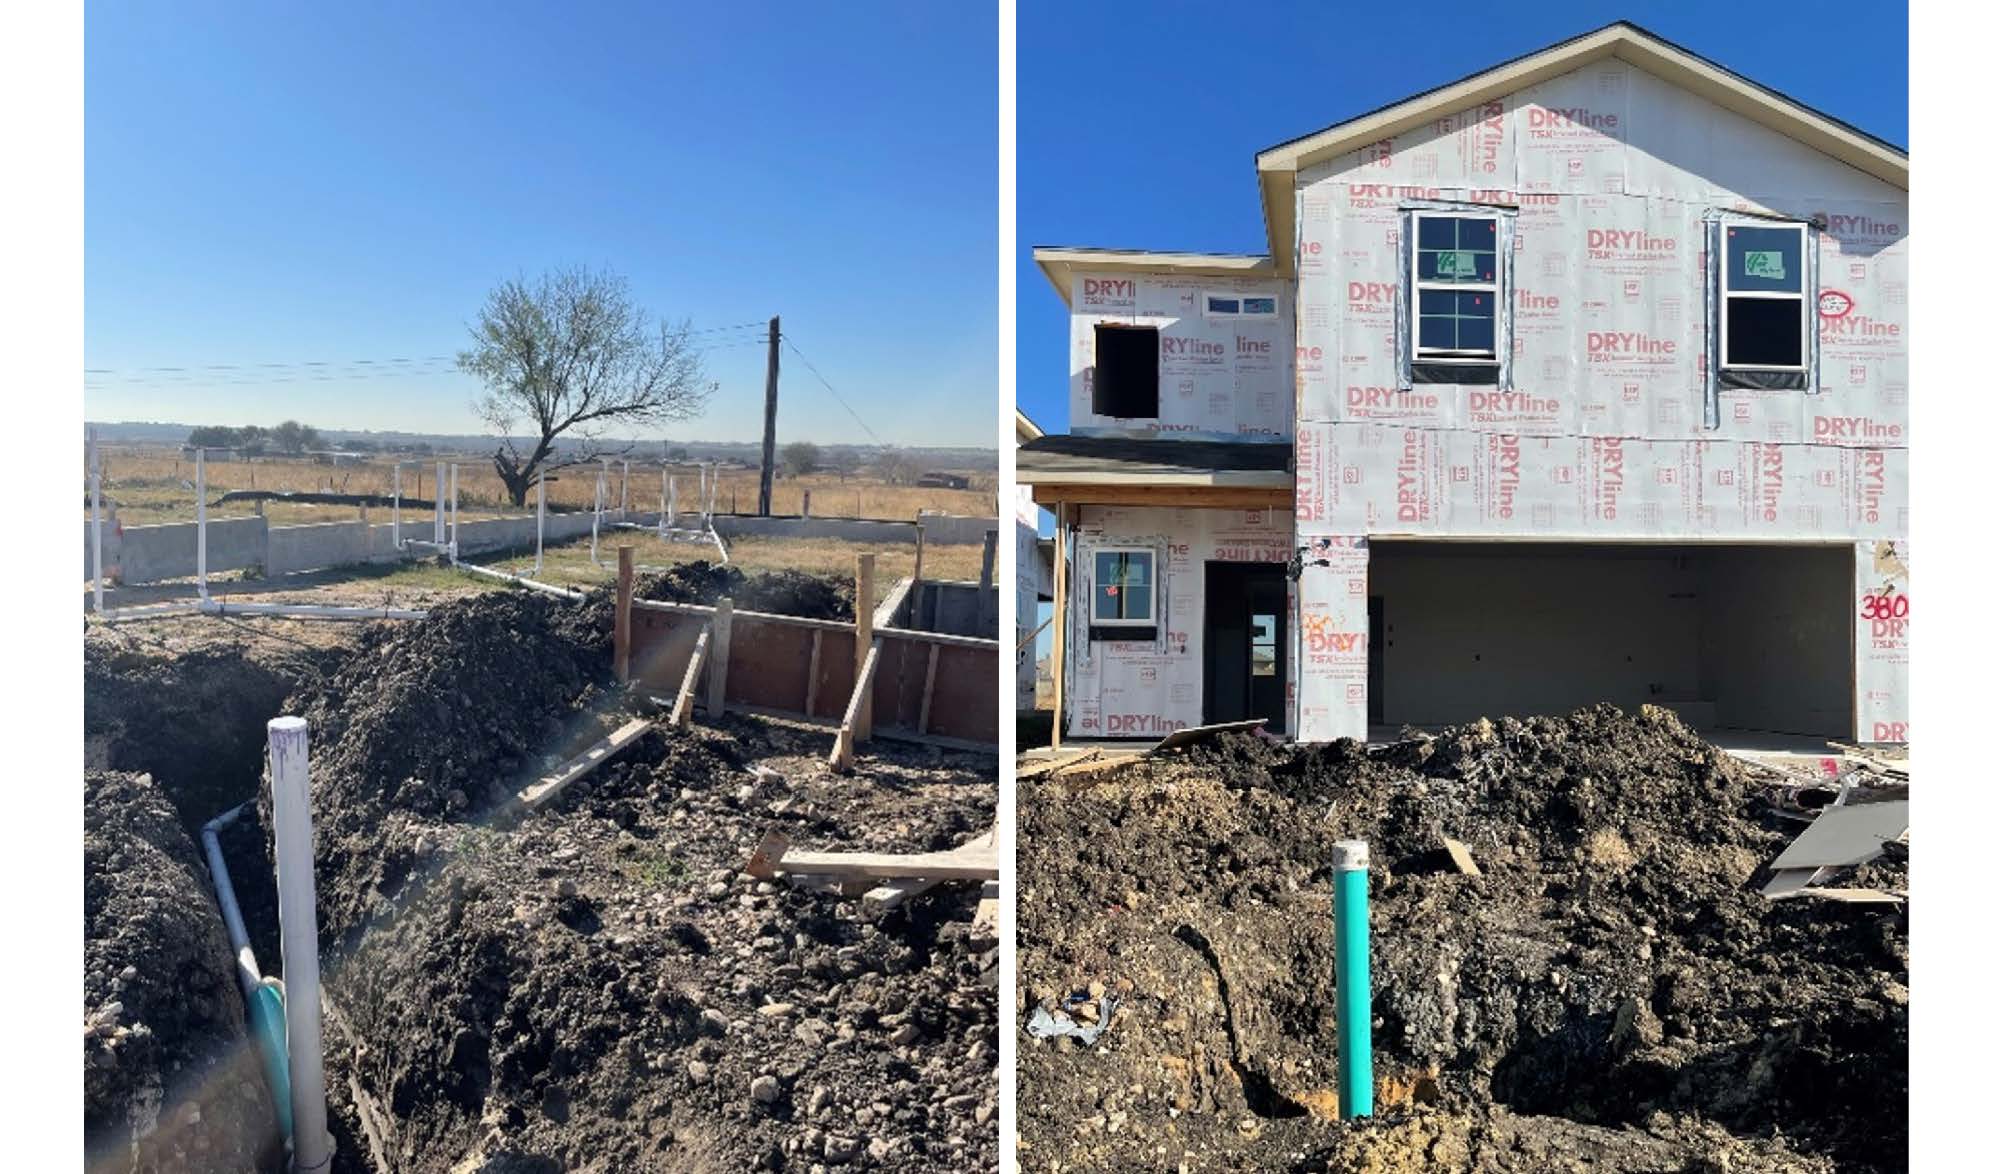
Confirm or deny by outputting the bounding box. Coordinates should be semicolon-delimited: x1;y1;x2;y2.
707;597;733;718
854;553;876;743
672;625;711;728
614;545;634;683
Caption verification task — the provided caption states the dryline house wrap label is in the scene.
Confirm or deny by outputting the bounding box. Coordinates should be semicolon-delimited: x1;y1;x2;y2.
1295;537;1370;743
1854;539;1909;743
1066;507;1292;738
1293;422;1906;541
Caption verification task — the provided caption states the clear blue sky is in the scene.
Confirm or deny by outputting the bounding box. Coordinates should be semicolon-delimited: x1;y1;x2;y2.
1016;0;1908;434
86;2;996;447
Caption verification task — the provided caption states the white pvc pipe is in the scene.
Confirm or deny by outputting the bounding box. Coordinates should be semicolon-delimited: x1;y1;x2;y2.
591;463;605;565
199;600;427;621
433;461;446;545
200;804;262;1003
620;459;630;514
90;430;104;614
196;448;209;601
535;475;546;575
448;463;459;563
268;717;332;1173
457;560;585;600
391;464;401;549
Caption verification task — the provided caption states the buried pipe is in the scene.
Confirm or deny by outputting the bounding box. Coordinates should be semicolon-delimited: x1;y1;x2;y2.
456;560;586;601
269;717;333;1172
201;805;294;1140
198;599;428;622
1333;840;1373;1119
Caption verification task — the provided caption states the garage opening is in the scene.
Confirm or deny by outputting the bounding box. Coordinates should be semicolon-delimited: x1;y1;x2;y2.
1367;541;1853;739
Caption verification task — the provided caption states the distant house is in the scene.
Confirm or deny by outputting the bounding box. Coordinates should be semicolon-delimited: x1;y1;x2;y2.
917;472;972;490
305;450;372;467
179;446;241;462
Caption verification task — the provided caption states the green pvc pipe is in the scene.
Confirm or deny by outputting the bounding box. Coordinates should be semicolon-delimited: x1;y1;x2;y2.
1333;839;1373;1119
250;980;294;1141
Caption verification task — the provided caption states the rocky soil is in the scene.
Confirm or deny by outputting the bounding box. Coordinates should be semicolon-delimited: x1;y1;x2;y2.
84;770;281;1173
1017;705;1907;1173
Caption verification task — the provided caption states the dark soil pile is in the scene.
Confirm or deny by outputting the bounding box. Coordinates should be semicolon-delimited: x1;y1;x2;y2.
85;641;324;832
1017;705;1907;1173
271;590;619;943
321;715;996;1172
634;560;854;620
84;770;280;1173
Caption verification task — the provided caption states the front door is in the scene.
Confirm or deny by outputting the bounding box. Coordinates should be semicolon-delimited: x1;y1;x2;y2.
1204;562;1287;734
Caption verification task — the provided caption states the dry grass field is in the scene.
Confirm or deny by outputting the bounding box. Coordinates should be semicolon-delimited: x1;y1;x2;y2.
86;446;994;527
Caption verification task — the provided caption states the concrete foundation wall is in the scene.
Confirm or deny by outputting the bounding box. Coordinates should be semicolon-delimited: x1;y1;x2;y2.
108;516;268;583
915;581;998;640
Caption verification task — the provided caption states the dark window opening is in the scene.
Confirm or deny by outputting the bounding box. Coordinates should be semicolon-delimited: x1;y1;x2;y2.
1093;324;1159;419
1725;298;1805;368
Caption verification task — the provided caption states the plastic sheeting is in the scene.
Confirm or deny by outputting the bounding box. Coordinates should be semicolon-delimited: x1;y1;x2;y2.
1069;275;1294;441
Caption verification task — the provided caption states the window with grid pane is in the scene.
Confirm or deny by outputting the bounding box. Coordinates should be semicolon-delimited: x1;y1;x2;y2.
1414;213;1500;362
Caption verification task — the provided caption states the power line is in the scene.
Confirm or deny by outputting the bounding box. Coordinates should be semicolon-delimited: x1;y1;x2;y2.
84;337;770;390
780;334;885;446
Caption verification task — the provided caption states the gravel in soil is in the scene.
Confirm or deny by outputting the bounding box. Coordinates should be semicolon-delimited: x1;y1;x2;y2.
244;589;993;1171
84;770;281;1173
1017;704;1907;1173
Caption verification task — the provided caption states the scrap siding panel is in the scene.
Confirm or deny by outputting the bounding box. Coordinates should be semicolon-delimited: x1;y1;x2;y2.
1069;274;1295;441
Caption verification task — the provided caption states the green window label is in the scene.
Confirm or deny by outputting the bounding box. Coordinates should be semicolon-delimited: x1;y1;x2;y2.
1435;250;1479;278
1744;251;1787;280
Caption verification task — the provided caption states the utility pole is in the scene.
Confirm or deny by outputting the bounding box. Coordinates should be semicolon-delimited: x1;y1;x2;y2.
758;315;780;516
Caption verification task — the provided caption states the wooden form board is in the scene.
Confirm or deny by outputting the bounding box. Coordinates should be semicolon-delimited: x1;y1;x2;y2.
620;580;998;751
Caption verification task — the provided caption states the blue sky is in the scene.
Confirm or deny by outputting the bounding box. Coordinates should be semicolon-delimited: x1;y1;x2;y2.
86;2;996;446
1016;0;1909;432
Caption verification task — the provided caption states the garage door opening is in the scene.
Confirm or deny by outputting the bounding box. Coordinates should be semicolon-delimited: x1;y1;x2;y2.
1367;542;1854;739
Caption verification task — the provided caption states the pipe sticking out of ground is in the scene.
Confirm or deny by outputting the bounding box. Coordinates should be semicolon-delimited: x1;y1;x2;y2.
201;802;294;1140
269;717;333;1172
1333;839;1373;1119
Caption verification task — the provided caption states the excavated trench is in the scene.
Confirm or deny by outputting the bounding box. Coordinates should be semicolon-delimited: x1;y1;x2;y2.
85;573;997;1173
1017;706;1907;1173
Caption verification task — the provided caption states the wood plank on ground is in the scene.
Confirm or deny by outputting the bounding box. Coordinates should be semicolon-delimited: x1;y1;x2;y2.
513;717;654;812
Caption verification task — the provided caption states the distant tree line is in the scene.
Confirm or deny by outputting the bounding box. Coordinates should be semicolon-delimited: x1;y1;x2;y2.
185;420;322;455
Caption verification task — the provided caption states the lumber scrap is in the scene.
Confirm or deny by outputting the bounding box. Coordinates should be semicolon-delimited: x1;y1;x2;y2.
513;717;654;812
971;880;999;948
745;829;997;882
671;625;712;728
827;639;881;773
1441;837;1482;877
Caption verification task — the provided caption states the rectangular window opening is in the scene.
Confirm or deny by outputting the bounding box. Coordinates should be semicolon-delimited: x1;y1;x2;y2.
1091;548;1156;630
1092;324;1159;419
1412;212;1502;368
1720;222;1808;374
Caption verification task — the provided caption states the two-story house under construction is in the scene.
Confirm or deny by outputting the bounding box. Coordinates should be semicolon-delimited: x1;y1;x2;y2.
1019;23;1908;746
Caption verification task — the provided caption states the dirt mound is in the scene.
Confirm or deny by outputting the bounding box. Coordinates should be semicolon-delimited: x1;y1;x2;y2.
322;717;997;1172
272;590;618;942
635;561;853;620
84;770;279;1172
85;641;323;832
1018;704;1906;1172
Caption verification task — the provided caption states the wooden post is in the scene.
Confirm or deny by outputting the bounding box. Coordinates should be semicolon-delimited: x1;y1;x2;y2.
707;597;733;718
1051;503;1067;749
614;546;634;683
671;626;710;728
804;630;824;717
912;518;926;591
854;553;875;743
759;316;780;517
802;489;811;518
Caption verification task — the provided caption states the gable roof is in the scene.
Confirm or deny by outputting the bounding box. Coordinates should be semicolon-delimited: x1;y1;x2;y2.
1254;21;1908;275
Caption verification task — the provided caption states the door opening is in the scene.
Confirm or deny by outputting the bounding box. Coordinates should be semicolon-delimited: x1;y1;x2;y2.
1204;562;1287;733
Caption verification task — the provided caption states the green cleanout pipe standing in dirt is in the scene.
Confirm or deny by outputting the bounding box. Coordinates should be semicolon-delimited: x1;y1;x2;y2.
1333;839;1373;1119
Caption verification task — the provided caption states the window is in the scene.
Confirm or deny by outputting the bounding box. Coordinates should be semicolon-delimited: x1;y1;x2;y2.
1413;213;1500;362
1720;223;1807;370
1205;291;1279;320
1092;324;1159;419
1091;548;1157;641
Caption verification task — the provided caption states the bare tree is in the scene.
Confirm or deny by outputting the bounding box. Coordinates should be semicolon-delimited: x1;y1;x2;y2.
459;266;714;505
782;441;822;477
826;449;862;482
873;448;921;486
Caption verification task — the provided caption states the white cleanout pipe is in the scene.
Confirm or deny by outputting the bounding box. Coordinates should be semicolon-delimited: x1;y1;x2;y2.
199;600;427;621
268;717;332;1173
660;469;669;537
90;430;104;614
391;464;401;549
200;804;262;1003
457;561;585;600
448;463;459;564
535;475;546;575
620;459;630;514
196;448;209;601
92;600;204;625
433;461;446;545
591;464;606;566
